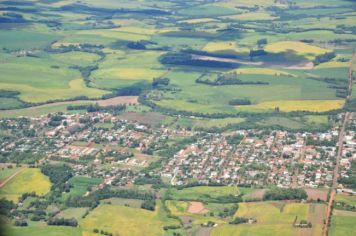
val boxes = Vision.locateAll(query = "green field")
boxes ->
[80,203,179,236]
[330,215,356,236]
[0,168,51,202]
[0,167,21,182]
[335,194,356,207]
[169,186,242,202]
[64,176,103,197]
[212,202,325,236]
[0,0,354,118]
[6,226,82,236]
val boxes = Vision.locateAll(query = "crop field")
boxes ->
[334,194,356,207]
[0,0,354,126]
[211,202,326,236]
[80,203,179,236]
[5,226,82,236]
[169,186,241,202]
[0,167,21,182]
[330,215,356,236]
[264,41,330,59]
[55,207,88,220]
[236,100,345,112]
[64,176,103,197]
[0,168,51,202]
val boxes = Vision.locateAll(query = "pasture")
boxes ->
[211,202,326,236]
[5,226,82,236]
[169,186,240,202]
[0,168,51,202]
[330,215,356,236]
[80,203,179,236]
[65,176,103,197]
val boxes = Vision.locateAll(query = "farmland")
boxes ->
[211,202,326,236]
[0,0,355,235]
[80,203,179,236]
[0,168,51,202]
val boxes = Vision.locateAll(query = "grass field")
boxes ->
[0,55,108,103]
[80,203,179,236]
[212,202,325,236]
[330,215,356,236]
[6,226,82,236]
[169,186,240,202]
[64,176,103,197]
[0,168,51,202]
[101,197,144,208]
[0,167,21,182]
[51,51,101,67]
[55,207,88,220]
[264,41,330,58]
[335,194,356,207]
[236,100,344,112]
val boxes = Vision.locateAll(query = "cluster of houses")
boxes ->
[0,112,355,191]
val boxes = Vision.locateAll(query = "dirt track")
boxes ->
[322,53,355,236]
[0,167,25,188]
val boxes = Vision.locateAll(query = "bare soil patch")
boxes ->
[305,188,328,201]
[249,189,266,200]
[187,201,208,214]
[97,96,138,106]
[118,112,166,125]
[333,209,356,217]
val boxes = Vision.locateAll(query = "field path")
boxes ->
[0,167,26,188]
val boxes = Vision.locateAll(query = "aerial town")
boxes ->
[1,111,355,193]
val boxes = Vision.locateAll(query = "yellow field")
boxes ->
[0,79,108,103]
[232,68,296,77]
[236,100,344,112]
[265,41,331,58]
[179,18,218,24]
[96,68,164,81]
[76,29,150,41]
[80,203,178,236]
[51,51,101,65]
[0,168,51,202]
[315,61,349,68]
[165,200,189,216]
[203,41,249,54]
[225,12,278,21]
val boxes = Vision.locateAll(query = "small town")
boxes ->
[1,111,355,193]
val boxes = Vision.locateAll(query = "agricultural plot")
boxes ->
[0,168,51,202]
[80,203,179,236]
[5,226,82,236]
[330,214,356,236]
[211,202,326,236]
[64,176,103,197]
[169,186,240,202]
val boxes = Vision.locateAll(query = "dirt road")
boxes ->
[322,53,355,236]
[0,167,26,188]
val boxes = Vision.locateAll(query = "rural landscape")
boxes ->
[0,0,355,235]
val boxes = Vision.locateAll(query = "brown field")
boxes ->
[187,201,208,214]
[305,188,328,201]
[96,96,138,106]
[333,210,356,217]
[118,112,166,125]
[295,203,326,236]
[248,189,267,200]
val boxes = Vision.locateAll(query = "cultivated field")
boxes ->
[0,168,51,202]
